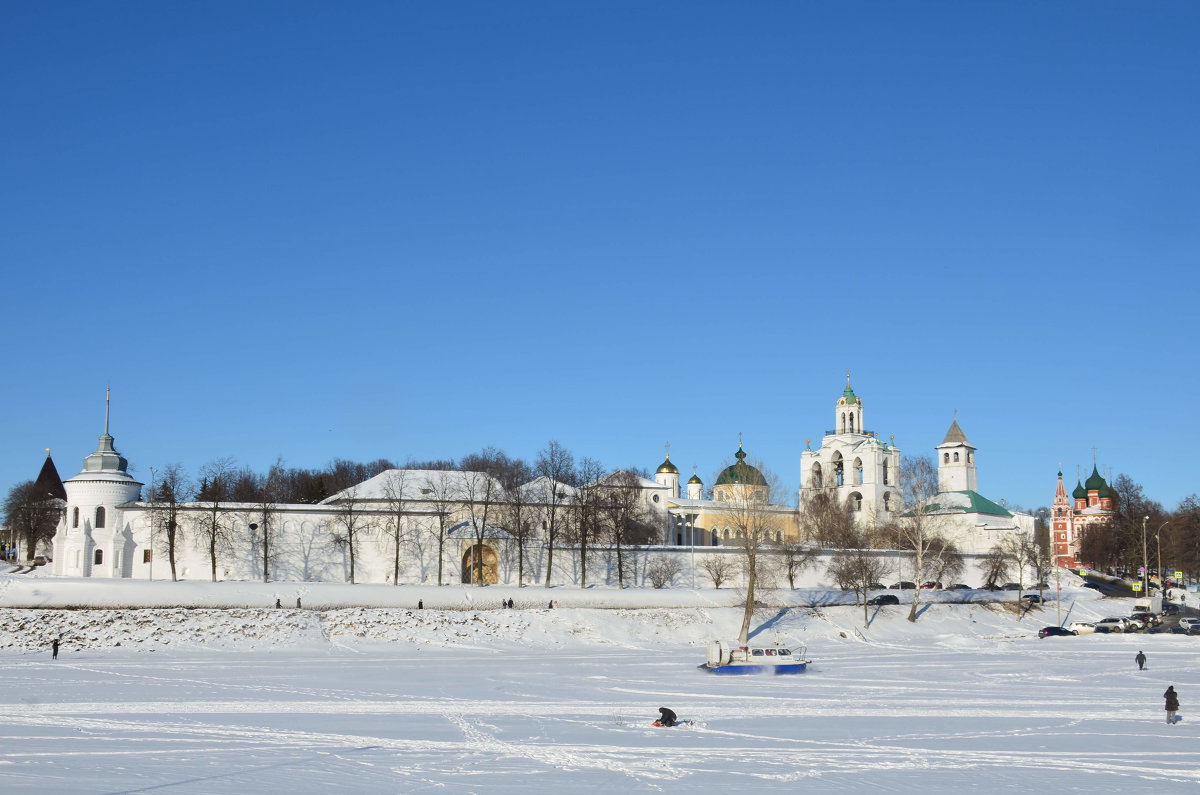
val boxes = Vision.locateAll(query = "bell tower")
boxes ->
[936,413,977,492]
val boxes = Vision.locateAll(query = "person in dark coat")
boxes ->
[1165,686,1180,724]
[296,597,302,609]
[1136,651,1147,671]
[418,599,423,610]
[51,638,59,660]
[275,598,282,609]
[657,707,677,727]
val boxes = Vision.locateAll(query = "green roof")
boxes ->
[1084,465,1106,491]
[715,447,766,487]
[907,490,1012,518]
[1072,480,1087,499]
[840,385,858,405]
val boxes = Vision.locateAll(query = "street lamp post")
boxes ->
[148,466,156,581]
[1156,521,1169,591]
[1142,516,1150,595]
[689,515,696,589]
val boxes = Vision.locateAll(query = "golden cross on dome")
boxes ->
[846,369,851,386]
[665,441,670,458]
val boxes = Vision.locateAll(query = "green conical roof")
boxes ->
[840,384,858,405]
[1084,465,1106,491]
[1072,480,1087,499]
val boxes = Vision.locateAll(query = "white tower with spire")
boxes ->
[53,389,142,578]
[654,442,680,498]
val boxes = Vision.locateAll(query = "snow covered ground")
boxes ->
[2,576,1198,793]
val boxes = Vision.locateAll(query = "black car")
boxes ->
[1038,626,1076,638]
[867,594,900,606]
[1163,603,1180,615]
[1021,594,1043,603]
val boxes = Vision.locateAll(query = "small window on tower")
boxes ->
[953,452,959,462]
[95,507,106,528]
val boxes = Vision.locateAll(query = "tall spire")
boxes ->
[105,385,111,436]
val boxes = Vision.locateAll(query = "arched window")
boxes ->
[883,492,891,511]
[811,463,823,489]
[854,458,863,485]
[95,507,106,528]
[882,461,889,485]
[94,548,103,565]
[840,412,846,433]
[775,531,782,543]
[72,507,79,528]
[849,414,855,433]
[953,452,959,462]
[943,453,950,464]
[968,452,973,463]
[850,492,863,512]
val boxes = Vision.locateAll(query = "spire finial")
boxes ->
[738,431,743,449]
[45,447,51,457]
[846,369,851,386]
[665,440,670,460]
[104,385,111,436]
[1092,446,1097,467]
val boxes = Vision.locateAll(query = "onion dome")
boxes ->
[837,384,859,406]
[1072,480,1087,500]
[1084,465,1106,491]
[715,446,766,487]
[687,471,703,485]
[656,455,679,475]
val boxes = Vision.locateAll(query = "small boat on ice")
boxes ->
[700,639,810,675]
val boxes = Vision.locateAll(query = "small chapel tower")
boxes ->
[936,415,977,492]
[654,444,680,498]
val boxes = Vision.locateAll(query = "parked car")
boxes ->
[1082,582,1102,590]
[867,594,900,606]
[1178,617,1200,632]
[948,583,972,590]
[1095,617,1128,633]
[866,583,888,591]
[889,582,917,590]
[1162,603,1181,615]
[1130,612,1161,627]
[1124,616,1146,631]
[1067,622,1096,634]
[1001,583,1023,591]
[920,581,943,590]
[1021,594,1043,604]
[1039,626,1076,638]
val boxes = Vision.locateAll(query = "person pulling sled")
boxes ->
[655,707,677,727]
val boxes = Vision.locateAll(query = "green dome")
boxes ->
[656,456,679,475]
[715,447,766,487]
[839,385,858,405]
[1084,465,1106,491]
[1072,480,1087,500]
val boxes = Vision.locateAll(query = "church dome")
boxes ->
[715,447,766,487]
[837,384,859,406]
[1072,480,1087,500]
[1084,465,1106,491]
[656,456,679,475]
[687,472,703,485]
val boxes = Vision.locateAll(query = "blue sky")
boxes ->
[3,1,1197,511]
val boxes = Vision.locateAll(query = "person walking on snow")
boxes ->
[1136,651,1147,670]
[51,638,59,660]
[1164,686,1180,724]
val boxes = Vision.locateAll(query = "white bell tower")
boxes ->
[936,413,977,492]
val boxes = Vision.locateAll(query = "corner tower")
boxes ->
[54,389,142,578]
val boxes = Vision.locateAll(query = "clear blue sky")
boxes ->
[3,1,1197,512]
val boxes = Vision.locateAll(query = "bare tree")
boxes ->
[499,459,536,585]
[424,470,462,586]
[194,458,237,582]
[715,454,786,644]
[1001,532,1038,593]
[328,485,373,584]
[380,470,411,585]
[2,481,64,561]
[982,545,1011,589]
[252,458,284,582]
[829,548,892,627]
[571,457,606,587]
[898,455,959,622]
[600,470,651,587]
[700,553,737,588]
[646,554,683,588]
[535,441,575,587]
[460,448,510,586]
[800,490,858,549]
[776,539,819,589]
[150,463,191,581]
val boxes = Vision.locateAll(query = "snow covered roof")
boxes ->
[912,490,1011,517]
[321,469,504,504]
[517,476,578,502]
